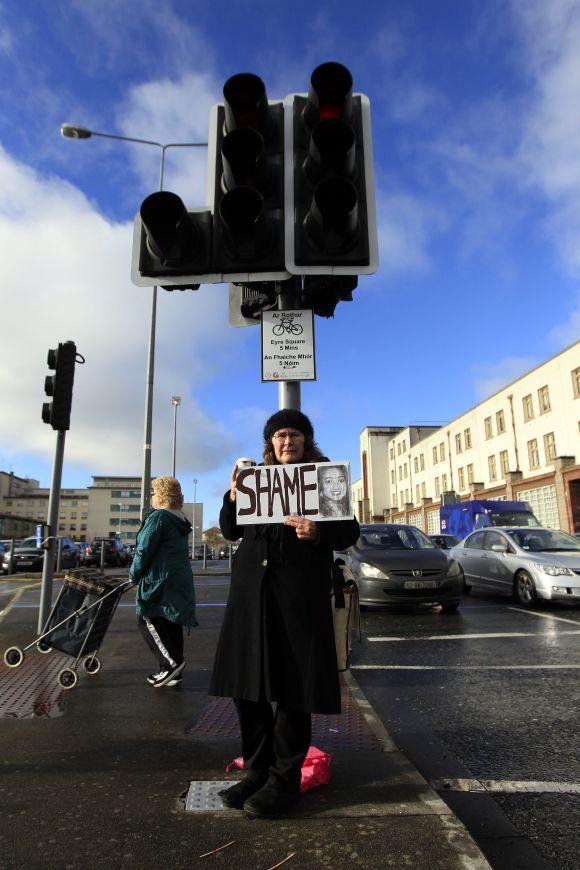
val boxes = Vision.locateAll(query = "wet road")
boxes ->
[351,590,580,869]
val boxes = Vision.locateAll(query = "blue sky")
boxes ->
[1,0,579,526]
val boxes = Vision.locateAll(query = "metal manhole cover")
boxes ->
[185,780,234,812]
[0,653,70,718]
[187,683,380,751]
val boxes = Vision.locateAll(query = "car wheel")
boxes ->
[513,570,537,608]
[441,601,460,613]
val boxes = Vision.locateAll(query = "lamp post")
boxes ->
[192,478,198,560]
[171,395,181,477]
[117,503,123,537]
[60,124,207,520]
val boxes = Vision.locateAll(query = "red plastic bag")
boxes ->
[225,745,331,794]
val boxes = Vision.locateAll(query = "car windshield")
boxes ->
[489,511,538,527]
[505,528,580,552]
[360,527,436,550]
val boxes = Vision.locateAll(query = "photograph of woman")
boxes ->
[210,410,360,818]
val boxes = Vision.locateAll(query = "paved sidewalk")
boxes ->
[0,581,490,869]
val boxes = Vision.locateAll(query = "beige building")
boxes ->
[352,341,580,534]
[0,473,203,545]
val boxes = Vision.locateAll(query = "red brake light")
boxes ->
[319,104,341,120]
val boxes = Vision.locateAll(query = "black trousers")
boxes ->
[234,698,311,793]
[137,615,184,670]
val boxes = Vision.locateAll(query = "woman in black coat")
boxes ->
[210,410,359,819]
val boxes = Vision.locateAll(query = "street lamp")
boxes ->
[171,396,181,477]
[60,123,207,520]
[192,478,198,560]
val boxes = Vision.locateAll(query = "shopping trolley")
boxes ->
[3,569,133,689]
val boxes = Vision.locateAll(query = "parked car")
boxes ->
[1,536,79,574]
[450,527,580,607]
[84,537,128,567]
[346,523,463,611]
[75,541,90,564]
[429,534,460,550]
[218,547,229,559]
[123,544,135,563]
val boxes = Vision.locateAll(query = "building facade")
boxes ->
[0,472,203,545]
[352,341,580,534]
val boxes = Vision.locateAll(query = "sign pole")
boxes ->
[277,279,301,411]
[37,430,66,633]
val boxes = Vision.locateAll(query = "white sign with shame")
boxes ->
[261,309,316,382]
[235,461,352,525]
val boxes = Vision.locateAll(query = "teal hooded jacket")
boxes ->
[130,508,198,627]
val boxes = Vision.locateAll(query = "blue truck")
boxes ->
[440,499,540,540]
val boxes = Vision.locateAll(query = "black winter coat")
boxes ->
[209,491,360,714]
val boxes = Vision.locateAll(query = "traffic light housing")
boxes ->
[302,275,358,318]
[42,341,77,431]
[284,62,378,276]
[131,194,213,290]
[207,72,289,282]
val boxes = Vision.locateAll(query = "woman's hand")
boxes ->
[229,464,238,503]
[284,515,319,542]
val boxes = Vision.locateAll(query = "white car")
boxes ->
[450,526,580,607]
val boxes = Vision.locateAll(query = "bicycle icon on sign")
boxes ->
[272,314,303,336]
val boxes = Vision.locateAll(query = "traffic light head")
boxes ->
[42,341,77,431]
[284,62,378,276]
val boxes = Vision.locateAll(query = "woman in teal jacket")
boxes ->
[130,476,197,688]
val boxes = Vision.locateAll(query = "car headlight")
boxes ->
[446,560,461,577]
[359,562,389,579]
[533,562,574,576]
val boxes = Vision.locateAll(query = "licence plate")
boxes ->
[19,560,34,567]
[403,580,438,589]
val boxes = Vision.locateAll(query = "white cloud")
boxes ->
[472,355,537,401]
[375,188,446,277]
[0,145,240,478]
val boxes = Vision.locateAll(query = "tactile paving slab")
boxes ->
[185,780,234,812]
[187,682,380,751]
[0,653,70,718]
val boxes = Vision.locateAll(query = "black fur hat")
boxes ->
[263,410,314,442]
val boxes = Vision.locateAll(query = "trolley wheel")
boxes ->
[36,641,52,654]
[4,646,24,668]
[82,656,101,674]
[57,668,78,690]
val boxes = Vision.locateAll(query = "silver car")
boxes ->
[450,527,580,607]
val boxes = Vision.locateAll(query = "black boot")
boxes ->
[219,777,266,809]
[243,779,301,819]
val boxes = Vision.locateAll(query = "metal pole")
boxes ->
[37,430,66,633]
[56,538,62,573]
[228,543,232,571]
[192,479,197,561]
[172,402,178,477]
[100,540,106,570]
[203,543,207,569]
[277,280,302,411]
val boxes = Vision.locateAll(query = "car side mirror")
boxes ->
[491,543,508,553]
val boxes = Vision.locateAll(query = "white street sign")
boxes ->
[261,309,316,381]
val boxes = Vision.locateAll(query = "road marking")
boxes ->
[352,664,580,670]
[508,607,580,626]
[431,778,580,794]
[367,630,580,642]
[0,582,41,625]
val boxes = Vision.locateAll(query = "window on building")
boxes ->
[527,438,540,469]
[496,410,506,434]
[400,491,404,506]
[523,394,534,421]
[111,490,140,498]
[403,463,408,479]
[538,385,551,414]
[484,416,493,439]
[544,432,556,462]
[406,489,410,503]
[441,473,447,491]
[572,367,580,399]
[391,469,395,484]
[71,513,77,519]
[392,491,397,507]
[488,455,497,481]
[402,440,407,453]
[70,524,76,531]
[435,477,441,497]
[81,524,87,531]
[440,442,446,461]
[414,457,419,473]
[390,447,394,460]
[500,450,509,476]
[455,433,462,453]
[421,481,426,498]
[397,443,401,455]
[467,463,474,484]
[464,428,472,449]
[416,484,420,503]
[420,454,425,470]
[58,523,65,531]
[433,446,438,464]
[398,466,402,481]
[458,467,465,490]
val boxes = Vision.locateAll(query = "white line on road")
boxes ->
[431,777,580,794]
[367,630,580,642]
[0,582,41,626]
[508,607,580,626]
[352,664,580,670]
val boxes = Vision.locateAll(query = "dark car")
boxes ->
[429,534,461,550]
[346,523,463,611]
[84,537,128,567]
[75,541,90,564]
[1,537,79,574]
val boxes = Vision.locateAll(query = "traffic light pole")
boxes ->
[277,280,302,411]
[37,430,66,633]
